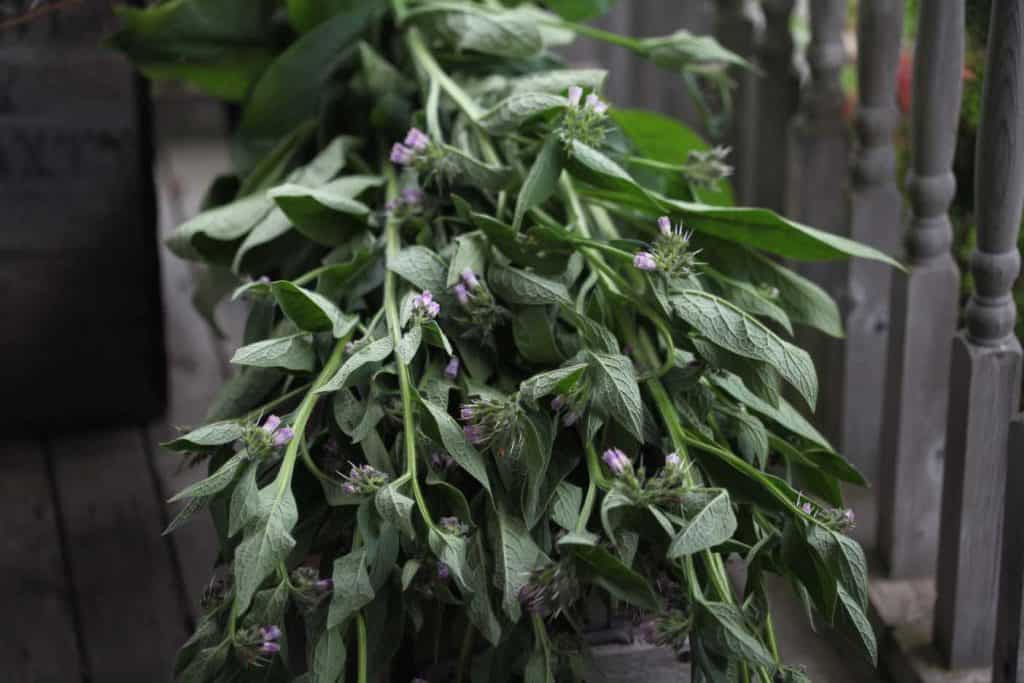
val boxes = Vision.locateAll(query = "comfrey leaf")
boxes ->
[489,264,572,306]
[231,334,316,372]
[585,351,644,441]
[327,549,375,629]
[270,281,357,337]
[479,92,567,135]
[667,489,737,558]
[407,2,543,58]
[317,337,394,393]
[169,452,248,503]
[163,421,245,452]
[232,481,299,612]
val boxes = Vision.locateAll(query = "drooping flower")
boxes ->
[262,414,282,433]
[234,623,283,666]
[463,423,486,445]
[339,463,389,495]
[444,356,460,380]
[404,127,430,151]
[633,251,657,271]
[400,186,424,206]
[658,215,672,236]
[272,427,294,448]
[453,283,470,305]
[801,502,813,514]
[567,85,583,107]
[390,143,414,165]
[461,268,480,289]
[602,448,631,476]
[585,92,608,114]
[413,290,440,319]
[665,452,681,468]
[436,563,450,580]
[260,625,282,642]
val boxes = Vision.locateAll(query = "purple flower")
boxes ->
[256,275,271,284]
[437,563,450,580]
[341,482,356,495]
[431,452,454,469]
[460,405,475,421]
[602,448,630,476]
[262,414,282,433]
[464,424,485,445]
[272,427,294,448]
[461,268,480,289]
[801,502,813,514]
[563,410,579,427]
[385,197,402,213]
[401,187,424,206]
[844,509,856,525]
[658,216,672,236]
[259,642,281,655]
[315,578,334,592]
[260,625,282,642]
[344,341,355,355]
[585,93,608,114]
[567,85,583,107]
[665,452,681,468]
[425,301,440,318]
[413,290,440,318]
[404,127,430,151]
[390,143,414,165]
[453,283,470,305]
[633,251,657,271]
[444,356,460,380]
[550,395,565,411]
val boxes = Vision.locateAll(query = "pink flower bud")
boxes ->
[657,216,672,236]
[567,85,583,107]
[633,251,657,271]
[404,127,430,151]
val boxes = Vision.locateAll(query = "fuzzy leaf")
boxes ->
[489,264,572,306]
[327,549,375,628]
[417,394,492,494]
[168,452,247,503]
[408,3,543,58]
[491,503,544,622]
[231,334,316,372]
[163,421,244,452]
[310,626,346,683]
[479,92,567,135]
[667,489,737,558]
[317,337,394,393]
[514,134,564,231]
[271,281,356,337]
[233,481,299,612]
[388,246,449,293]
[586,351,644,441]
[699,601,776,667]
[375,483,416,541]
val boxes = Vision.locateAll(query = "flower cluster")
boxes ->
[438,515,471,536]
[234,624,281,667]
[241,414,295,459]
[451,268,504,336]
[519,559,579,617]
[602,447,633,477]
[797,494,856,531]
[681,146,733,191]
[460,395,524,458]
[385,185,426,215]
[390,127,432,166]
[549,394,581,427]
[558,85,611,148]
[339,462,389,495]
[638,609,693,652]
[633,215,703,278]
[289,566,334,612]
[412,290,440,320]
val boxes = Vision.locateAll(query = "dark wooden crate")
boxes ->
[0,4,165,432]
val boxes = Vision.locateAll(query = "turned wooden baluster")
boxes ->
[825,0,904,491]
[876,0,963,580]
[936,0,1024,669]
[715,0,763,204]
[752,0,800,213]
[785,0,851,456]
[998,418,1024,682]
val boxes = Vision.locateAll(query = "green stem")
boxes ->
[544,18,641,51]
[384,167,436,530]
[406,28,484,121]
[576,441,606,534]
[242,382,313,421]
[356,612,368,683]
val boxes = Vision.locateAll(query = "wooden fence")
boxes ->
[572,0,1024,680]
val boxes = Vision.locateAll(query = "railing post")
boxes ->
[785,0,852,458]
[715,0,764,205]
[876,0,963,579]
[753,0,800,214]
[936,0,1024,668]
[829,0,904,490]
[996,417,1024,683]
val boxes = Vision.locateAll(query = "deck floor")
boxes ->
[1,123,883,683]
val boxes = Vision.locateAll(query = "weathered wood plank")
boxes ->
[876,0,964,579]
[995,415,1024,683]
[0,439,83,683]
[715,0,763,205]
[935,0,1024,668]
[49,428,190,681]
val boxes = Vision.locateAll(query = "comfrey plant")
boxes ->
[116,1,899,681]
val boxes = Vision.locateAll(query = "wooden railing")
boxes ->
[571,0,1024,679]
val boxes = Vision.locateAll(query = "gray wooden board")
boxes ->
[0,439,83,683]
[48,427,189,681]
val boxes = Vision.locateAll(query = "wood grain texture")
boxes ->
[49,428,190,681]
[752,0,800,213]
[994,416,1024,683]
[0,440,83,683]
[715,0,764,205]
[935,0,1024,668]
[876,0,964,579]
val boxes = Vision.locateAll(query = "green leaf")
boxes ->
[447,233,488,288]
[163,421,244,452]
[838,585,877,664]
[600,487,635,549]
[586,351,644,441]
[667,489,737,558]
[417,394,492,494]
[710,372,831,450]
[228,463,260,537]
[375,483,416,541]
[466,536,503,646]
[407,3,544,58]
[513,307,564,365]
[566,140,656,208]
[233,481,299,612]
[176,643,229,683]
[699,601,776,667]
[637,30,751,72]
[544,0,619,21]
[110,0,276,101]
[429,528,472,592]
[317,337,394,393]
[168,193,272,262]
[671,290,818,409]
[396,325,424,365]
[833,532,869,610]
[310,626,346,683]
[520,363,586,403]
[514,135,564,231]
[491,503,545,622]
[269,175,383,245]
[164,497,209,536]
[558,536,659,611]
[231,334,316,372]
[237,121,321,198]
[508,69,608,96]
[235,6,375,168]
[168,452,247,502]
[271,281,356,337]
[438,145,515,191]
[327,549,375,628]
[479,92,567,135]
[388,246,449,293]
[489,264,572,306]
[551,481,583,531]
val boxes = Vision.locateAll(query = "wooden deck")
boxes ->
[1,116,882,683]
